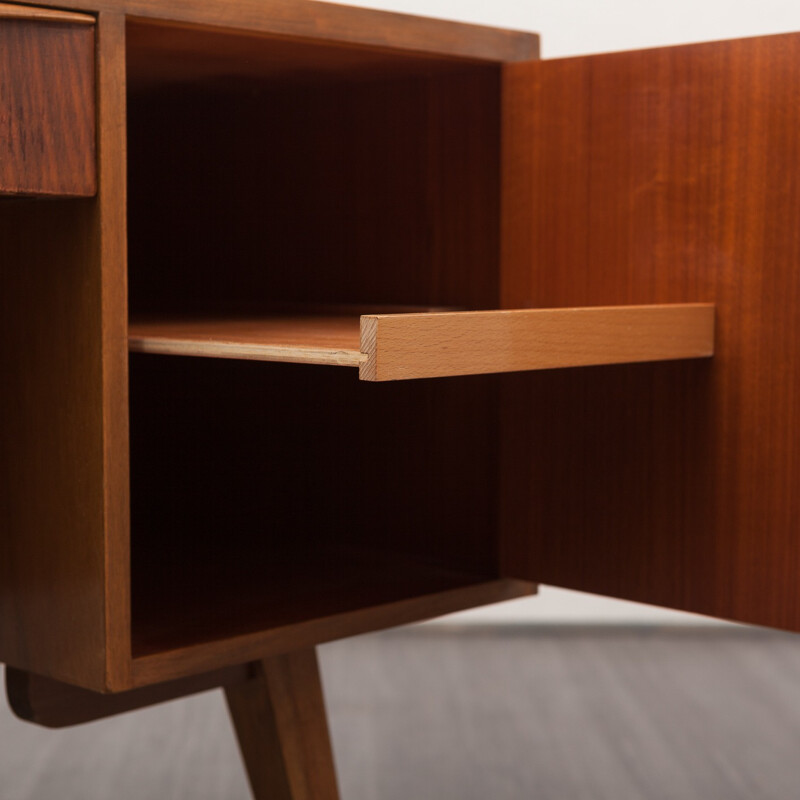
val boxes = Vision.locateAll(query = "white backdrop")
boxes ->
[324,0,800,624]
[325,0,800,58]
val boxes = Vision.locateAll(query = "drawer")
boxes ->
[0,3,95,197]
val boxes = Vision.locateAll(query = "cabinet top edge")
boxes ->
[29,0,539,62]
[0,3,94,23]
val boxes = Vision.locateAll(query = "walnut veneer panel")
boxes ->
[1,0,531,693]
[0,8,96,196]
[500,34,800,630]
[0,13,129,691]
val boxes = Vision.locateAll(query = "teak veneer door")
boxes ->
[499,33,800,631]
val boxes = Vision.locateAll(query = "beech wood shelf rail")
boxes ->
[128,304,715,381]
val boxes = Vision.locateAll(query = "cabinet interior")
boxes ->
[125,19,505,659]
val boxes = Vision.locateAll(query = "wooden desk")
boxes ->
[1,2,798,796]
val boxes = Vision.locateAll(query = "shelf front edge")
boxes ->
[358,304,715,381]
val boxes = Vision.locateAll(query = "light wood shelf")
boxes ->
[129,304,715,381]
[129,315,364,367]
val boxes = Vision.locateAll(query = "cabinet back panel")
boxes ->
[129,356,499,656]
[127,67,500,315]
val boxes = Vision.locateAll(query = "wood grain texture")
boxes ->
[96,10,132,694]
[126,348,519,689]
[0,3,93,23]
[128,305,712,378]
[500,34,800,630]
[131,545,528,666]
[126,18,490,89]
[226,650,340,800]
[0,199,107,689]
[0,12,96,196]
[122,21,510,688]
[130,579,531,688]
[129,316,364,367]
[6,663,250,729]
[359,304,714,381]
[0,12,129,692]
[75,0,537,64]
[1,0,529,695]
[127,68,501,317]
[130,497,530,687]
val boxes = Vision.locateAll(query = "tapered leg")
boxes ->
[225,648,340,800]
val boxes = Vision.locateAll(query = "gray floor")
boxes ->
[3,625,800,799]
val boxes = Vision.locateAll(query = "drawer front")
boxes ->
[0,4,95,197]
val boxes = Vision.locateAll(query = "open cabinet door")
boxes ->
[499,34,800,630]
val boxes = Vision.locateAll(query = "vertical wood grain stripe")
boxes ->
[359,304,714,381]
[97,11,132,691]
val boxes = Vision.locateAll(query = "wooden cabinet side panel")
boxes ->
[97,11,131,692]
[0,199,109,688]
[0,14,130,690]
[500,35,800,630]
